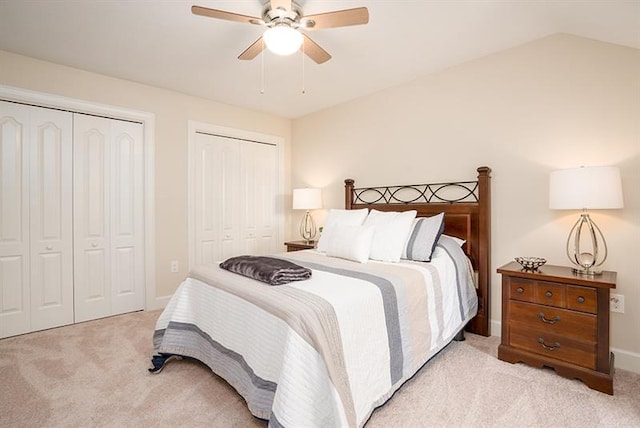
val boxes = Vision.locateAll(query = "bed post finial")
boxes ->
[345,179,355,210]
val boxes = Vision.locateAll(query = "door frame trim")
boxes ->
[0,85,158,311]
[187,120,285,270]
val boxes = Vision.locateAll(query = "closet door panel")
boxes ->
[219,138,240,260]
[0,102,30,338]
[29,107,73,330]
[194,133,220,265]
[194,133,240,264]
[110,120,143,315]
[74,115,111,322]
[240,141,277,256]
[240,142,258,255]
[254,142,277,255]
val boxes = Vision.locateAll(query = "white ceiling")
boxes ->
[0,1,638,119]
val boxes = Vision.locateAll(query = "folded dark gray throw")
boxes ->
[219,255,312,285]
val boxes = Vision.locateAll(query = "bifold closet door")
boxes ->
[194,133,240,265]
[193,133,278,265]
[239,141,277,255]
[73,114,144,323]
[29,106,74,331]
[0,101,73,338]
[0,102,31,337]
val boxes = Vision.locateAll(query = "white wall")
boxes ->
[292,34,640,372]
[0,49,292,300]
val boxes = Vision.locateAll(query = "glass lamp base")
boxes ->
[566,213,608,276]
[299,211,317,242]
[571,267,603,276]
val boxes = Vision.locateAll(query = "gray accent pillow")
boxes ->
[401,213,445,262]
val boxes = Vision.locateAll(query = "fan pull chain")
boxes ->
[260,38,265,94]
[301,40,306,94]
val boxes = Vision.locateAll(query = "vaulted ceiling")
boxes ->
[0,1,638,118]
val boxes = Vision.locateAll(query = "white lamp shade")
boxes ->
[549,166,624,210]
[263,26,303,56]
[293,188,322,210]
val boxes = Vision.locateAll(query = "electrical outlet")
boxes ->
[170,260,179,273]
[610,293,624,313]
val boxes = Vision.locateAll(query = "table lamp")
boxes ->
[292,188,322,242]
[549,166,624,275]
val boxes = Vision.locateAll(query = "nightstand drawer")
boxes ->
[510,325,596,369]
[509,278,567,308]
[509,278,535,302]
[534,281,566,308]
[567,285,597,314]
[509,301,597,342]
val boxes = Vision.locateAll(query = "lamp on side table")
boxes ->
[292,188,322,243]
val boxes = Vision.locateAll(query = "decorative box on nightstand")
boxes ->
[284,240,316,252]
[497,261,616,394]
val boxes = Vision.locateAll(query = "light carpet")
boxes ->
[1,310,638,427]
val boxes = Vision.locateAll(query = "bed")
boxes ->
[151,166,492,427]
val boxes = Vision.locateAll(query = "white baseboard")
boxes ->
[490,319,501,338]
[612,347,640,374]
[489,319,640,375]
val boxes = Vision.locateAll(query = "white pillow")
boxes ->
[326,224,374,263]
[365,209,417,262]
[402,213,445,262]
[316,208,369,253]
[439,234,466,247]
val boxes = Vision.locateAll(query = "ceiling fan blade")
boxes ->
[300,7,369,30]
[191,5,262,25]
[302,34,331,64]
[238,37,266,61]
[270,0,292,12]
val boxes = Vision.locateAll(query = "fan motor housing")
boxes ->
[262,1,302,27]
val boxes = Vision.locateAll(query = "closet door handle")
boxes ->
[92,242,98,247]
[46,245,53,250]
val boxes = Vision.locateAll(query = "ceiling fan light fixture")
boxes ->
[263,25,303,56]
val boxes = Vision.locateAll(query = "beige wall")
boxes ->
[292,34,640,371]
[0,49,292,300]
[2,34,638,372]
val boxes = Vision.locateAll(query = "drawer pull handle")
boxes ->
[577,296,585,304]
[545,291,553,298]
[516,287,524,294]
[538,337,560,351]
[538,312,560,324]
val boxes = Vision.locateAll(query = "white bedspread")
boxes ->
[153,240,477,427]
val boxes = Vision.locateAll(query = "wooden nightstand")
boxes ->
[497,261,616,394]
[284,240,316,252]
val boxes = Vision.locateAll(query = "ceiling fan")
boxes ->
[192,1,369,64]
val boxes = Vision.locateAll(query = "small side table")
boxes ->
[284,240,316,252]
[497,261,616,394]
